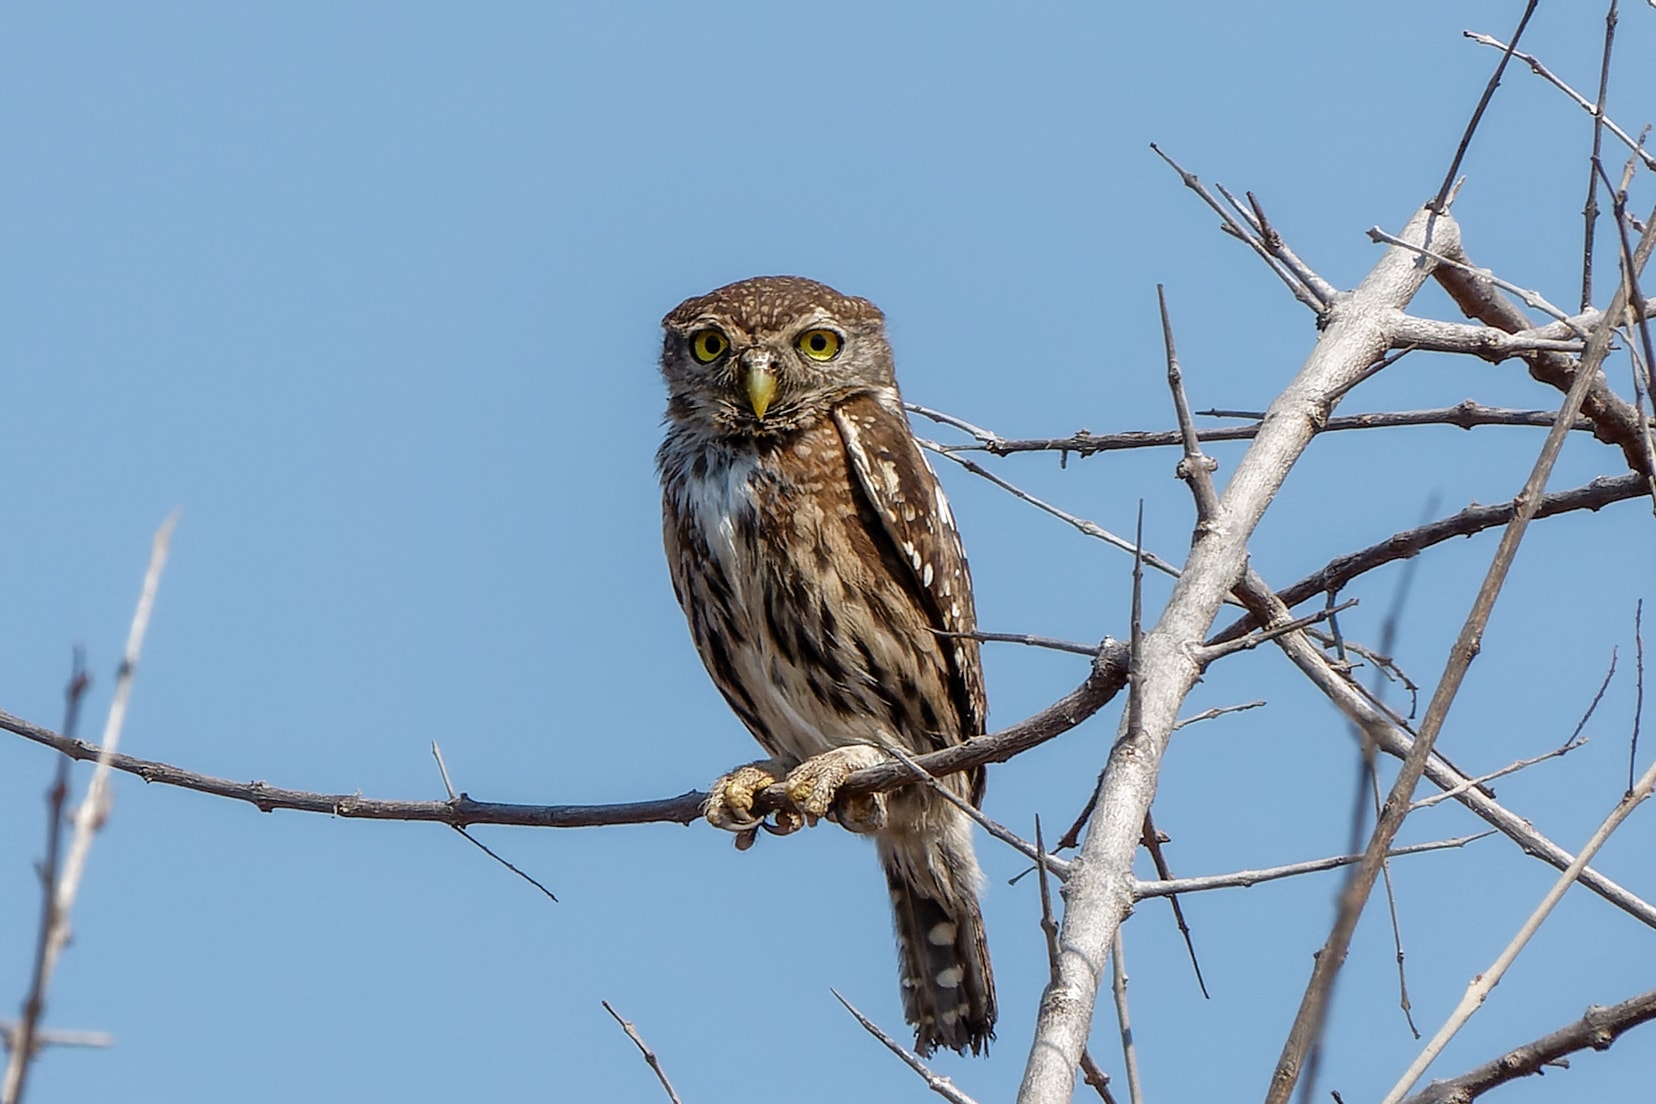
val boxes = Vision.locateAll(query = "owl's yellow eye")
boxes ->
[690,329,729,364]
[797,329,842,361]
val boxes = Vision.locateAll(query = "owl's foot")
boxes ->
[705,761,784,833]
[784,744,890,833]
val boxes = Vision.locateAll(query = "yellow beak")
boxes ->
[744,366,777,420]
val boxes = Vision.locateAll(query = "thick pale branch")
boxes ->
[1016,205,1459,1104]
[1265,211,1653,1100]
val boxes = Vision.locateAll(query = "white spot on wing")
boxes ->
[935,966,964,989]
[922,562,934,587]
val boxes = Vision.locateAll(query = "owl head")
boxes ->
[660,275,897,438]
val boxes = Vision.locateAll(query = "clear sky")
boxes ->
[3,3,1654,1101]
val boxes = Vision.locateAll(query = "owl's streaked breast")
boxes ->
[660,418,958,767]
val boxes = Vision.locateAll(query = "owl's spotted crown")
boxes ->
[662,275,883,333]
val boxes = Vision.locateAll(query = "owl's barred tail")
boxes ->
[879,812,996,1056]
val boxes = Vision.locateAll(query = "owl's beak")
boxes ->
[743,365,778,420]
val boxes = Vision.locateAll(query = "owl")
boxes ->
[656,276,995,1056]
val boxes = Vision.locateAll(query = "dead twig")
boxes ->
[601,1001,684,1104]
[832,990,983,1104]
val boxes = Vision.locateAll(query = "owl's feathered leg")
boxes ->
[881,799,996,1056]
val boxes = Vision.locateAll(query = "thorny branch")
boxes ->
[1400,988,1656,1104]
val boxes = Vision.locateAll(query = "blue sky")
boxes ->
[3,2,1654,1101]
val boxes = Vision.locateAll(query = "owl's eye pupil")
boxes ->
[809,335,825,351]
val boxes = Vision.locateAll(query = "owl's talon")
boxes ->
[834,790,888,834]
[764,808,806,836]
[734,827,760,851]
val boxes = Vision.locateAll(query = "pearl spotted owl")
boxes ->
[657,276,995,1056]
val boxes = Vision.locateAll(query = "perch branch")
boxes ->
[1,643,1131,832]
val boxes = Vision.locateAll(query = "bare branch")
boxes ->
[1370,226,1578,327]
[601,1001,684,1104]
[1384,739,1656,1101]
[920,441,1189,580]
[1109,930,1142,1104]
[1,643,1132,834]
[1210,472,1652,647]
[1433,1,1540,211]
[1435,246,1656,479]
[1400,989,1656,1104]
[1579,1,1620,310]
[1150,144,1328,312]
[1139,811,1208,998]
[937,401,1646,459]
[1133,833,1490,899]
[4,514,176,1104]
[1464,25,1655,173]
[1172,700,1266,730]
[833,990,984,1104]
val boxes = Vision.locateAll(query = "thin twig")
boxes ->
[1370,226,1578,328]
[2,657,89,1100]
[3,515,176,1104]
[1110,929,1142,1104]
[1596,156,1656,507]
[431,741,458,799]
[1409,737,1590,812]
[1400,988,1656,1104]
[433,740,559,901]
[1208,472,1652,647]
[950,630,1101,657]
[939,402,1635,458]
[1433,1,1540,211]
[879,740,1053,873]
[1632,601,1646,797]
[920,440,1189,580]
[1383,740,1656,1101]
[601,1001,684,1104]
[1139,810,1208,999]
[832,990,983,1104]
[1173,700,1267,731]
[1195,601,1357,665]
[1579,1,1619,310]
[1134,834,1490,899]
[1150,144,1327,312]
[1465,24,1655,173]
[1078,1052,1120,1104]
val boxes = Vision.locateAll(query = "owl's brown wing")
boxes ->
[832,393,987,796]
